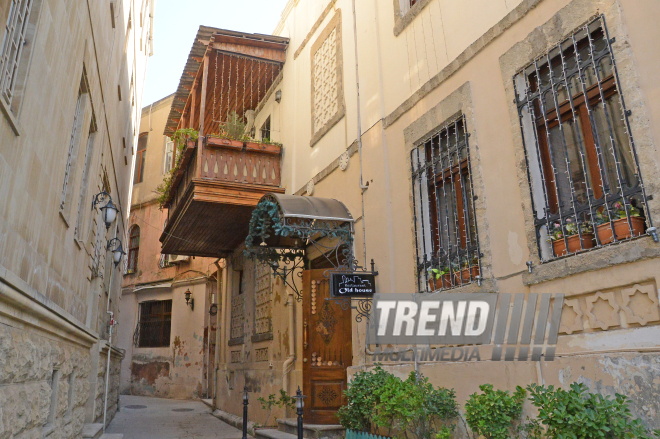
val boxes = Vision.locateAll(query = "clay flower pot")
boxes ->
[429,274,452,291]
[596,216,646,244]
[552,233,594,257]
[456,266,480,283]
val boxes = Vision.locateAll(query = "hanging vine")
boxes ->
[155,128,199,209]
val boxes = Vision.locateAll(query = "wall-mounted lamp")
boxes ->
[275,89,282,103]
[184,289,194,310]
[92,191,119,230]
[106,238,126,268]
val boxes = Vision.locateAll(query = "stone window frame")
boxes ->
[0,0,44,135]
[392,0,433,37]
[404,82,495,294]
[499,0,660,286]
[310,10,345,148]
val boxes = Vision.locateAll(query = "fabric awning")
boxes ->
[245,193,354,251]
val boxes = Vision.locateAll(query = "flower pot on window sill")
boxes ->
[456,266,480,283]
[552,233,594,257]
[596,217,645,244]
[429,274,452,291]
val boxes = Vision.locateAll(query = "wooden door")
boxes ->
[302,270,352,424]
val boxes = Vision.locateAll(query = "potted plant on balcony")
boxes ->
[548,219,594,257]
[428,265,451,291]
[595,201,646,244]
[457,255,480,283]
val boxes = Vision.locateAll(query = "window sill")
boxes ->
[228,337,244,346]
[393,0,433,36]
[0,97,22,136]
[523,235,660,286]
[251,333,273,343]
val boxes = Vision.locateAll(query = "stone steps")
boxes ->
[256,428,298,439]
[100,435,124,439]
[82,423,104,439]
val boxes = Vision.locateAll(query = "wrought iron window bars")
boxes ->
[412,115,482,293]
[515,16,656,262]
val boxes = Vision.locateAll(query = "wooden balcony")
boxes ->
[160,136,284,257]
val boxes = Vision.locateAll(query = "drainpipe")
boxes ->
[213,259,224,404]
[351,0,368,267]
[103,311,115,432]
[282,290,296,395]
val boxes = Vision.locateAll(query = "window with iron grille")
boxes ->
[515,17,653,262]
[0,0,33,111]
[127,225,140,274]
[136,300,172,348]
[163,137,174,174]
[60,75,89,215]
[411,115,481,292]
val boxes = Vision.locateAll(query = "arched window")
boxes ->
[127,225,140,274]
[133,133,148,183]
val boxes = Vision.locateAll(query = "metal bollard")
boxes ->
[242,386,249,439]
[294,387,305,439]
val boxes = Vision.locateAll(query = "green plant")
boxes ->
[527,382,656,439]
[338,367,458,439]
[337,366,393,433]
[464,384,526,439]
[222,111,247,139]
[155,128,198,208]
[429,266,450,280]
[547,219,593,242]
[257,390,295,427]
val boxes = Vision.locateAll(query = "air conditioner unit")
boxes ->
[168,254,190,264]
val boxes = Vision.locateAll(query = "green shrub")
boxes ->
[527,382,657,439]
[257,390,295,427]
[338,366,458,439]
[464,384,526,439]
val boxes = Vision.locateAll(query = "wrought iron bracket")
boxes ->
[326,297,372,323]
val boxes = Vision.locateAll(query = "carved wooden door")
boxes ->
[302,269,352,424]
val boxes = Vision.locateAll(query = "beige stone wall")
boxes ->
[0,322,92,437]
[210,0,660,430]
[117,93,218,401]
[0,0,152,435]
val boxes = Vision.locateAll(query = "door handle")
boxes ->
[303,319,309,349]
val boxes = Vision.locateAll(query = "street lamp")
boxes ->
[294,387,305,439]
[92,191,120,230]
[106,238,126,268]
[184,289,194,310]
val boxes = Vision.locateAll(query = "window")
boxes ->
[133,132,148,183]
[260,116,271,141]
[74,118,97,240]
[127,225,140,274]
[0,0,42,122]
[136,300,172,347]
[516,17,651,261]
[60,73,89,216]
[163,137,174,174]
[411,115,480,292]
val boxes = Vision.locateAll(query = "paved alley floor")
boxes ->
[107,395,244,439]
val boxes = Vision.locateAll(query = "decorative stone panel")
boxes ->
[254,262,272,335]
[230,351,242,364]
[558,282,660,335]
[254,348,269,362]
[310,10,344,147]
[230,266,246,341]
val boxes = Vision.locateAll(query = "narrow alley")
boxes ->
[106,396,244,439]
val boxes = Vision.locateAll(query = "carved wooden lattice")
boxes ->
[254,262,273,335]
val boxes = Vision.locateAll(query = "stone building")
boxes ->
[0,0,154,436]
[160,0,660,431]
[117,94,219,401]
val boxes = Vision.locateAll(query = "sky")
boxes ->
[142,0,291,106]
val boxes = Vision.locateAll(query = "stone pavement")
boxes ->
[106,395,245,439]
